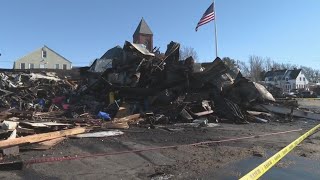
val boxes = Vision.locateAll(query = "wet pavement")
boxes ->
[214,152,320,180]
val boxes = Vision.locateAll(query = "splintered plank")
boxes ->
[0,127,86,149]
[113,114,141,123]
[103,122,129,129]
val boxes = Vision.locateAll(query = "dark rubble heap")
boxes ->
[1,40,316,167]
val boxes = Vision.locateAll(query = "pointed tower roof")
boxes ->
[133,18,153,36]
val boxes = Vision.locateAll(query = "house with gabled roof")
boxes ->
[13,45,72,70]
[264,68,309,92]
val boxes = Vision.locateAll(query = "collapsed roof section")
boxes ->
[89,41,155,73]
[123,41,155,57]
[100,46,123,60]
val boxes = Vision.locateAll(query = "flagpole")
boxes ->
[213,0,218,58]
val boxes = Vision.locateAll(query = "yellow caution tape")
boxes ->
[240,123,320,180]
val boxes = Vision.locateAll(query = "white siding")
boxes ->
[295,72,309,90]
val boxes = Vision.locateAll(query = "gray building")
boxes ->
[13,45,72,70]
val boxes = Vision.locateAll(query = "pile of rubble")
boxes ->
[0,72,74,113]
[77,41,277,124]
[1,41,320,168]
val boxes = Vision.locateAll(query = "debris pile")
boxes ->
[0,72,75,113]
[1,40,320,168]
[78,41,276,125]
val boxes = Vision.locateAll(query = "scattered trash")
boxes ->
[97,111,111,121]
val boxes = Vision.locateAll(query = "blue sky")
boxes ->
[0,0,319,68]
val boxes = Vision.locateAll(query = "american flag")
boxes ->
[195,3,215,31]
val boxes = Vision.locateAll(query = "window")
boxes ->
[29,63,34,69]
[286,85,291,90]
[42,50,47,58]
[20,63,25,69]
[285,78,289,81]
[55,64,60,69]
[300,77,302,81]
[63,64,67,70]
[303,77,305,81]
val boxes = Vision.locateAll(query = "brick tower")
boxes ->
[133,18,153,51]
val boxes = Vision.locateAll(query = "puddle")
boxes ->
[213,152,320,180]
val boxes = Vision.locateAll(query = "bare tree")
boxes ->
[222,57,237,69]
[249,56,264,82]
[280,63,296,70]
[179,46,198,61]
[272,62,282,70]
[264,57,273,71]
[238,61,250,77]
[220,55,320,83]
[300,66,320,83]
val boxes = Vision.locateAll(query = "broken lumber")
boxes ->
[247,115,268,123]
[114,106,129,118]
[103,122,129,129]
[2,130,19,156]
[0,127,86,149]
[254,104,320,120]
[193,110,214,117]
[113,114,141,123]
[247,111,272,117]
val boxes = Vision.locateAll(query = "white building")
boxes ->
[264,68,309,93]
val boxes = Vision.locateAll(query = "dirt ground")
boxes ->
[1,99,320,179]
